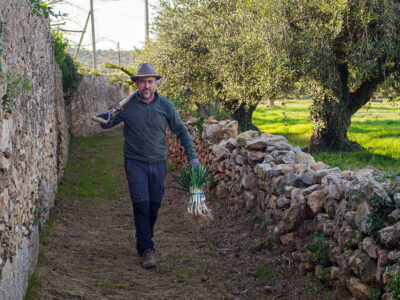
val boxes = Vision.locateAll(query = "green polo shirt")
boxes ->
[102,92,197,163]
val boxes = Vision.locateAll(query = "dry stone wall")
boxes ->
[0,1,128,298]
[0,1,68,299]
[167,118,400,300]
[68,73,126,137]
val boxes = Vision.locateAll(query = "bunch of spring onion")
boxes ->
[172,164,213,220]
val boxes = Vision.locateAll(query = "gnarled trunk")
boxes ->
[308,94,361,152]
[233,102,258,132]
[308,63,382,152]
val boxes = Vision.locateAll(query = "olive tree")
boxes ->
[209,0,295,130]
[138,0,288,130]
[136,0,218,116]
[255,0,400,151]
[203,1,279,130]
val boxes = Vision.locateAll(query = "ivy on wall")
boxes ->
[30,0,52,18]
[52,30,83,104]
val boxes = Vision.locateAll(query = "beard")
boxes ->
[140,88,154,99]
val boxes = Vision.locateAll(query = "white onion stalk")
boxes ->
[171,164,213,221]
[188,187,210,216]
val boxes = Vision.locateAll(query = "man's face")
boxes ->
[136,76,157,100]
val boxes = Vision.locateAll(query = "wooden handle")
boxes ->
[91,90,137,124]
[119,90,138,107]
[92,116,108,124]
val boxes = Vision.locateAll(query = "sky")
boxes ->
[51,0,158,51]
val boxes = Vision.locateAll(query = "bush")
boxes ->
[52,30,82,104]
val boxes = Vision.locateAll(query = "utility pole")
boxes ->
[145,0,149,42]
[90,0,97,69]
[74,11,91,59]
[117,42,121,65]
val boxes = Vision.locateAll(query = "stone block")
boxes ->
[362,236,378,259]
[324,199,338,218]
[275,203,307,235]
[284,185,295,198]
[344,211,356,226]
[383,264,399,285]
[276,195,290,209]
[310,161,328,171]
[280,232,295,246]
[274,141,293,151]
[379,222,400,249]
[302,184,323,197]
[267,195,278,209]
[246,133,287,150]
[388,250,400,263]
[202,120,238,143]
[355,200,372,234]
[242,173,256,191]
[349,249,377,283]
[290,188,304,206]
[307,190,325,214]
[255,163,273,179]
[314,167,341,183]
[295,150,315,166]
[376,249,389,283]
[346,277,370,300]
[244,191,256,212]
[388,209,400,222]
[247,150,265,163]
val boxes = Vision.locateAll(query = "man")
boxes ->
[101,63,199,268]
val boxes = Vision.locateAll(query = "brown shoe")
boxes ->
[142,249,157,269]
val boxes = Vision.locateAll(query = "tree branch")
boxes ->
[288,16,310,31]
[348,56,400,115]
[348,76,382,116]
[290,16,310,25]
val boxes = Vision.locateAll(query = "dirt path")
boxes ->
[31,130,330,300]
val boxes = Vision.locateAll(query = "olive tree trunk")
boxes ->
[233,102,258,132]
[195,102,213,117]
[308,63,382,152]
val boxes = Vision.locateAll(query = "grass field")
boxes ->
[253,100,400,173]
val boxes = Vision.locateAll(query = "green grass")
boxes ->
[177,269,194,280]
[61,130,125,199]
[24,217,55,300]
[300,278,332,299]
[256,262,280,285]
[23,272,42,300]
[24,130,125,300]
[253,100,400,173]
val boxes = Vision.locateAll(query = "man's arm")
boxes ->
[167,103,197,162]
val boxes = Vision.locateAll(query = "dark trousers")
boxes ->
[124,158,166,255]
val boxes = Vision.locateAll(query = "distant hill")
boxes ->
[67,48,136,75]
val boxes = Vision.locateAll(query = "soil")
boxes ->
[32,132,331,300]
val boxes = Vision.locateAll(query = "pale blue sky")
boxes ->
[52,0,158,51]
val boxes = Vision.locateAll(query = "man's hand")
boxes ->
[108,103,123,112]
[189,158,199,170]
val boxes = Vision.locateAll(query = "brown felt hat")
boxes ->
[130,63,162,81]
